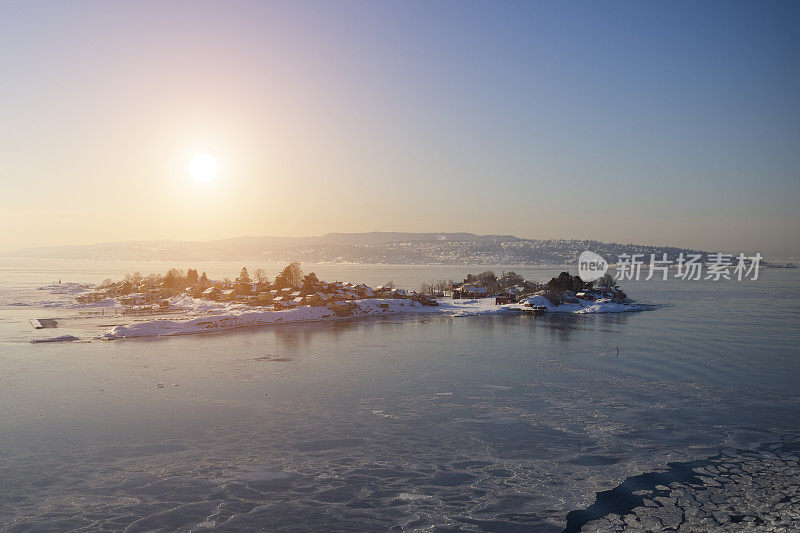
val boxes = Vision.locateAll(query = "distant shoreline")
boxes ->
[0,257,577,268]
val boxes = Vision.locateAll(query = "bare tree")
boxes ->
[433,280,449,293]
[253,268,269,284]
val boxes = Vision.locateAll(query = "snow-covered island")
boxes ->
[41,264,641,339]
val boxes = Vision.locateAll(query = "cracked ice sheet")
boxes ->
[3,300,799,531]
[567,437,800,532]
[4,365,794,532]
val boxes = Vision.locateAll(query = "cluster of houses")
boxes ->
[444,281,624,306]
[198,280,433,310]
[77,268,625,314]
[443,281,533,305]
[575,288,613,301]
[79,274,439,312]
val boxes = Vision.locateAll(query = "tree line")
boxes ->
[419,270,528,295]
[93,262,323,297]
[417,269,626,304]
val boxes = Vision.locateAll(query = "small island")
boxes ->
[36,263,639,339]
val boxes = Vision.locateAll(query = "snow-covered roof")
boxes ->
[462,286,487,294]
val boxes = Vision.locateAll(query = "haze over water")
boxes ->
[1,260,798,530]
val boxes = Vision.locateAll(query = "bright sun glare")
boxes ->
[189,154,218,183]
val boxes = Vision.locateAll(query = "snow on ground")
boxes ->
[38,283,94,294]
[519,295,641,314]
[29,283,116,309]
[439,296,641,316]
[103,298,428,339]
[436,298,521,316]
[101,296,643,339]
[34,296,120,309]
[81,298,120,308]
[169,295,229,313]
[30,335,80,344]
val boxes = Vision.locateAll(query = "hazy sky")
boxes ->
[1,1,798,255]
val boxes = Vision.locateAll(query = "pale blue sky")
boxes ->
[1,1,798,255]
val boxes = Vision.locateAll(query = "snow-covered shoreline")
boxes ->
[102,298,428,338]
[101,296,643,339]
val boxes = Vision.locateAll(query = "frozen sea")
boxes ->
[0,259,799,531]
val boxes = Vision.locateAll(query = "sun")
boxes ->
[189,154,218,183]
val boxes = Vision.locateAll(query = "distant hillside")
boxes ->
[315,232,520,246]
[0,232,708,264]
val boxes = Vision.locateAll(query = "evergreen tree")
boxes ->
[596,273,617,291]
[300,272,319,295]
[237,267,251,285]
[253,268,268,284]
[163,268,184,289]
[500,271,524,288]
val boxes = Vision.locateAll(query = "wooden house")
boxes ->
[256,292,273,305]
[304,292,330,306]
[273,296,298,310]
[221,289,236,301]
[453,286,487,299]
[202,287,220,299]
[495,293,512,305]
